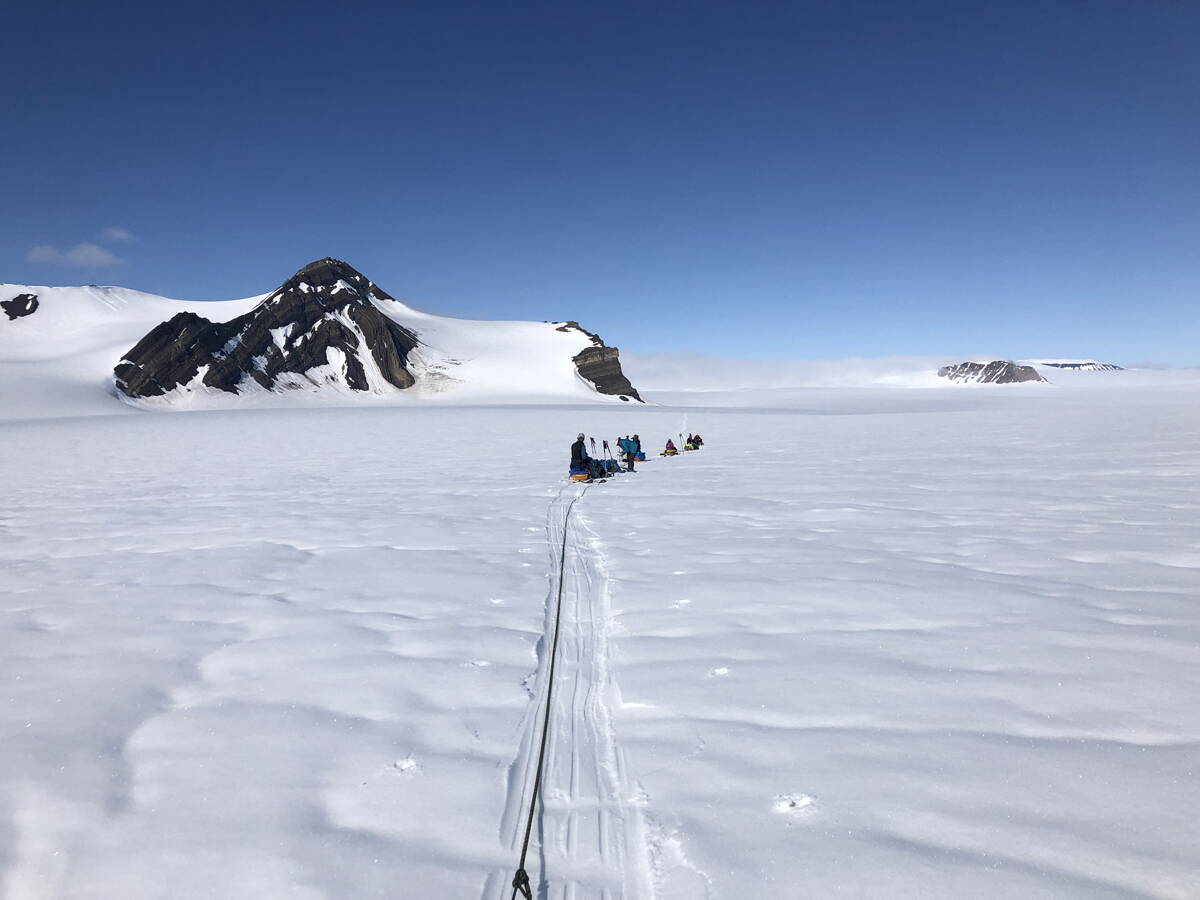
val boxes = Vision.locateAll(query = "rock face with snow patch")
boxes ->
[556,321,642,402]
[1038,361,1124,371]
[937,360,1046,384]
[2,293,39,320]
[573,346,642,401]
[115,259,418,398]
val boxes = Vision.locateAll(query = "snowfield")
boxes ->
[2,352,1199,897]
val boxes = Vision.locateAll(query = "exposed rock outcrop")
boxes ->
[115,259,418,398]
[937,360,1046,384]
[557,321,642,401]
[573,346,642,401]
[2,293,39,320]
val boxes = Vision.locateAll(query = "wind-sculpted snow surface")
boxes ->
[482,487,659,899]
[1,385,1199,897]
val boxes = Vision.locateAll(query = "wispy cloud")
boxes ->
[26,243,125,267]
[101,226,135,242]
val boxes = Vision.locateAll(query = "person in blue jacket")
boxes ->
[618,435,637,472]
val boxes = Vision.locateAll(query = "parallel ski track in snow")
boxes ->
[484,485,655,900]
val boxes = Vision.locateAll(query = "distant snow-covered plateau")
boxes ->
[2,272,1199,898]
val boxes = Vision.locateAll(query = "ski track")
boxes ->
[484,486,656,900]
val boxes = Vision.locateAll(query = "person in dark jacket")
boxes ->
[570,433,587,471]
[570,433,605,480]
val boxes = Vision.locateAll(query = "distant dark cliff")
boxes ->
[558,321,642,402]
[937,361,1046,384]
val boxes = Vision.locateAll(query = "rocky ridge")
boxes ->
[113,259,642,403]
[115,259,419,398]
[938,360,1047,384]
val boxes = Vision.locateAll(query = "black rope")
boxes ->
[510,487,587,899]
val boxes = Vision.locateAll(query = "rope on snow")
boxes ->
[510,486,588,899]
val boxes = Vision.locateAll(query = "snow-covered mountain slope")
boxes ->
[0,260,640,416]
[0,283,263,364]
[0,283,266,419]
[1023,358,1124,372]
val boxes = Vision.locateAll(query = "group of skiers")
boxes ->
[569,431,704,481]
[663,433,704,456]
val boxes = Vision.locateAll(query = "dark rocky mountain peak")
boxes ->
[261,257,400,312]
[273,257,375,298]
[2,293,39,320]
[938,360,1046,384]
[115,259,418,399]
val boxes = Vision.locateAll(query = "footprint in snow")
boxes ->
[394,756,420,775]
[772,793,816,818]
[468,659,492,668]
[708,667,730,677]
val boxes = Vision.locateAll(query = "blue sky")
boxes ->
[3,1,1197,363]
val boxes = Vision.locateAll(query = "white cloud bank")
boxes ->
[621,352,964,391]
[26,243,124,267]
[621,351,1200,396]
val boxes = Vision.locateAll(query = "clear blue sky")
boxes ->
[3,1,1197,363]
